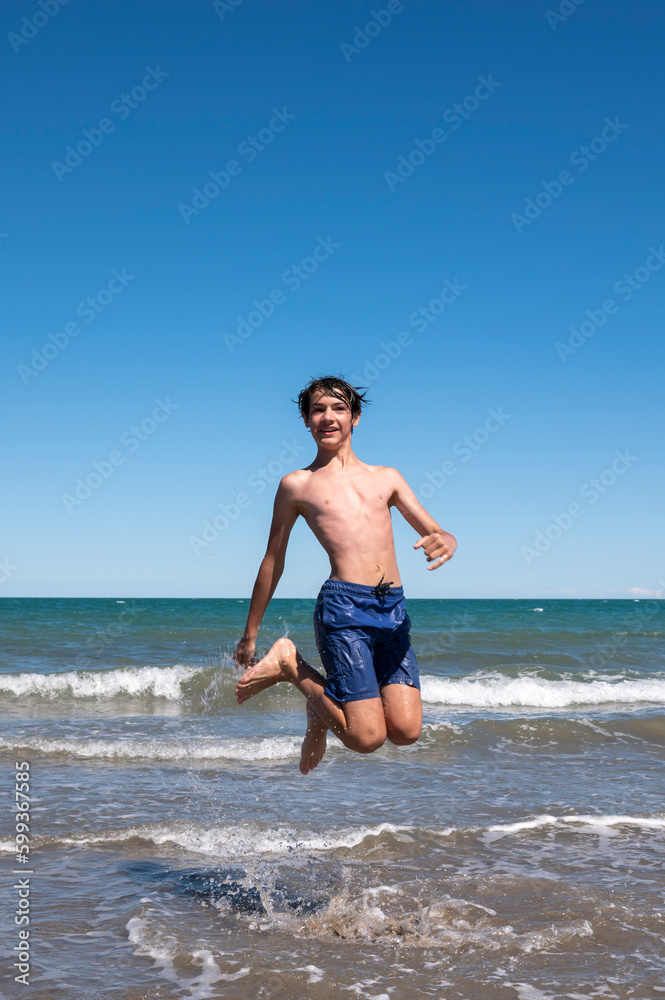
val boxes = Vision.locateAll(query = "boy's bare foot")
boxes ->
[299,700,328,775]
[235,637,298,704]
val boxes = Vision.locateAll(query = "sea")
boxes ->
[1,597,664,1000]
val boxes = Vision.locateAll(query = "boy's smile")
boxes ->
[305,390,359,445]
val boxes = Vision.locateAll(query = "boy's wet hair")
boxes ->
[295,375,370,422]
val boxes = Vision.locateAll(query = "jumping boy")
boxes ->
[234,375,457,775]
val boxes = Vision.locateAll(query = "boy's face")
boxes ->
[304,391,359,446]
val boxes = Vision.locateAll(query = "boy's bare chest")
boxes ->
[296,470,391,521]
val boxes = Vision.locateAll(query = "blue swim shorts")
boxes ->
[313,578,420,704]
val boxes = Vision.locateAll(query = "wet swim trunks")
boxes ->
[313,578,420,703]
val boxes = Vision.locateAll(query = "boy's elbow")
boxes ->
[262,552,285,575]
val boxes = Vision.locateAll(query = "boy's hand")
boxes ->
[234,636,257,669]
[414,531,457,570]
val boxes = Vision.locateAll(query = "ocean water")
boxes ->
[0,597,664,1000]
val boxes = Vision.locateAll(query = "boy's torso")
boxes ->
[288,460,402,587]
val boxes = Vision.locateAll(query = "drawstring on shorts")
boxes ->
[372,574,394,600]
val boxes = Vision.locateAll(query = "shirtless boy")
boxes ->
[234,375,457,775]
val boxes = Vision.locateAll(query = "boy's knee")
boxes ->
[346,725,386,754]
[387,732,419,746]
[386,722,421,746]
[354,733,386,754]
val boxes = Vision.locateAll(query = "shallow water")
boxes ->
[1,598,663,999]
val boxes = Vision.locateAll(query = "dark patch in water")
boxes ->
[123,860,327,914]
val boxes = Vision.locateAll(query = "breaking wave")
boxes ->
[420,673,665,709]
[0,734,301,762]
[0,663,207,700]
[17,813,663,859]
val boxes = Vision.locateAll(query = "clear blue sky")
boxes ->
[2,0,663,598]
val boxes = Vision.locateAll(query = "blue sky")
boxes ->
[2,0,663,598]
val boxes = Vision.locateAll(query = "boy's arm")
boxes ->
[234,476,300,666]
[388,468,457,570]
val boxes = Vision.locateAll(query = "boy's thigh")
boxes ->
[379,683,422,743]
[342,696,388,746]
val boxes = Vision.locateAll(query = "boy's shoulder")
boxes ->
[362,463,402,483]
[369,463,404,482]
[277,467,310,495]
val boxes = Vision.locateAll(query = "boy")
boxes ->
[234,375,457,775]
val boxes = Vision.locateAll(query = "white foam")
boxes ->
[126,913,250,998]
[0,664,204,700]
[302,889,593,953]
[36,811,665,860]
[48,820,434,858]
[506,984,558,1000]
[126,915,178,984]
[0,735,300,762]
[296,965,324,984]
[422,721,465,736]
[483,813,665,843]
[420,673,665,709]
[561,813,665,830]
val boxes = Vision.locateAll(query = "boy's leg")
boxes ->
[235,637,387,754]
[379,683,422,745]
[299,678,421,770]
[299,700,328,775]
[374,599,422,745]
